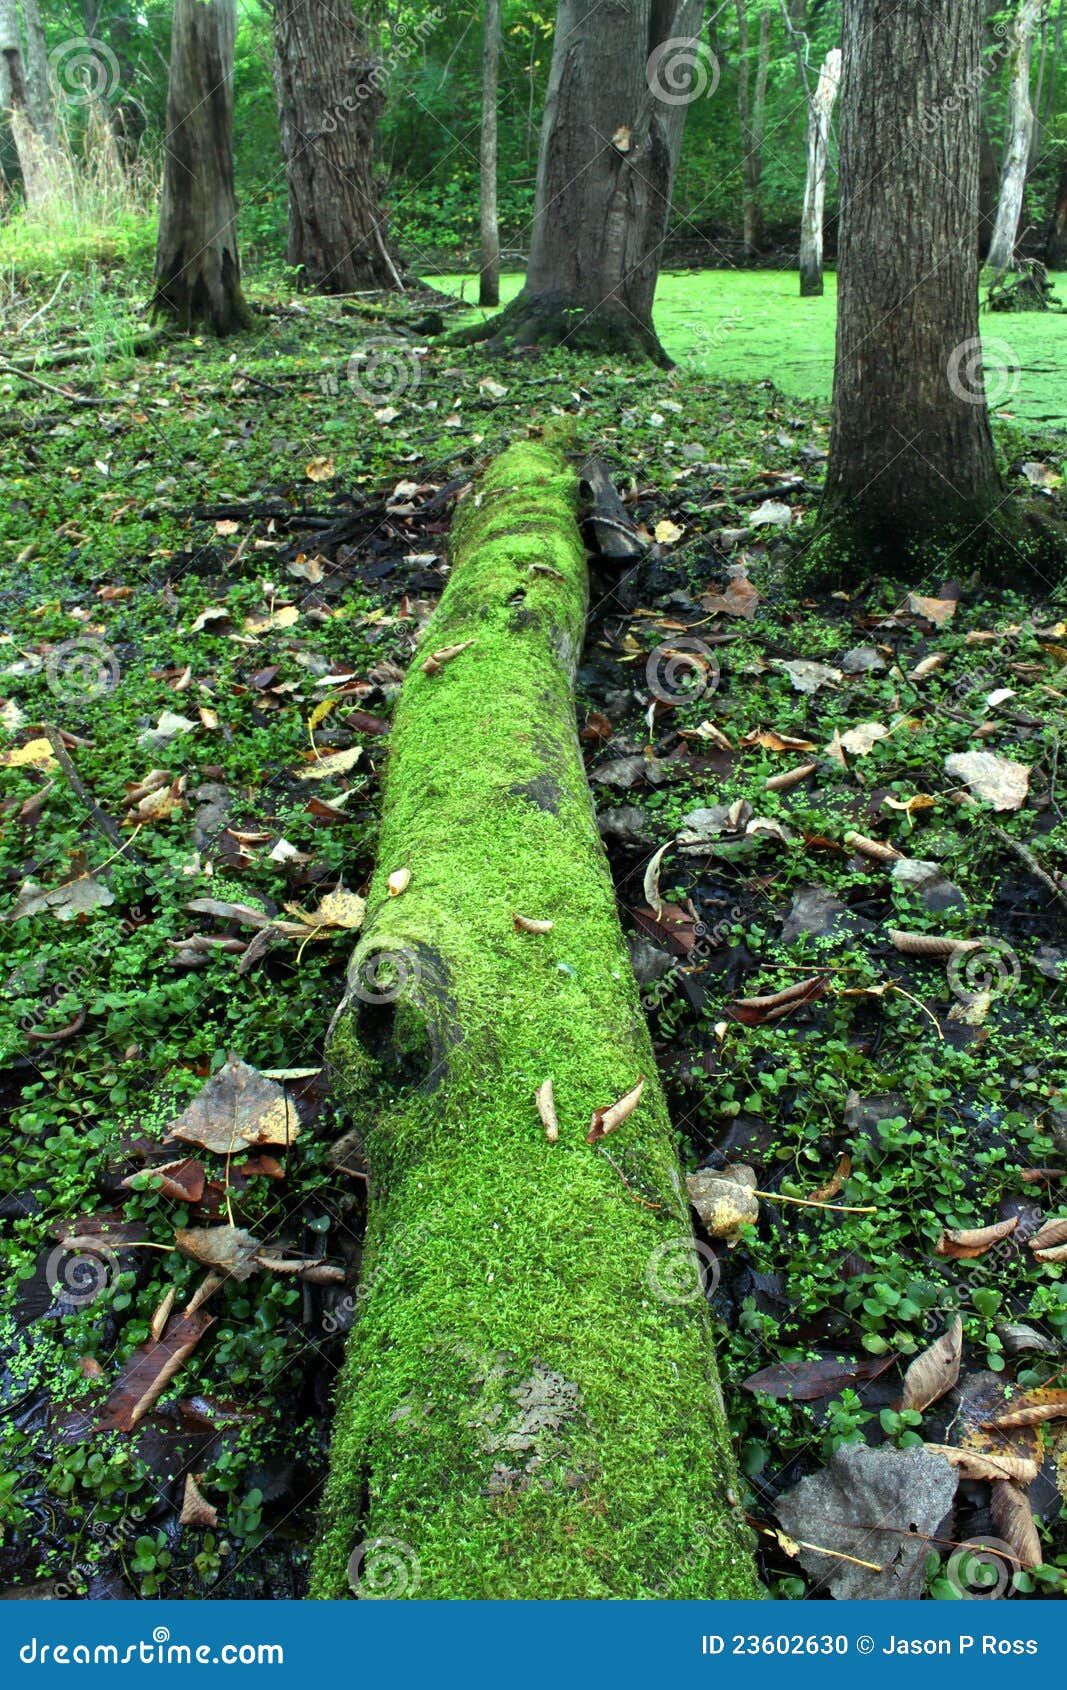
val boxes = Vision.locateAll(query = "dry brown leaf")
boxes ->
[149,1287,176,1344]
[900,1317,963,1413]
[990,1480,1042,1570]
[422,640,473,677]
[924,1444,1039,1484]
[889,930,979,958]
[642,842,670,917]
[982,1390,1067,1430]
[809,1153,851,1205]
[98,1307,215,1431]
[1034,1242,1067,1264]
[1029,1216,1067,1252]
[295,746,362,782]
[935,1215,1018,1259]
[845,831,903,863]
[535,1078,558,1144]
[740,729,817,752]
[180,1473,219,1528]
[687,1163,759,1243]
[587,1076,645,1144]
[513,913,553,933]
[944,751,1030,812]
[174,1225,262,1281]
[166,1054,299,1155]
[765,762,817,792]
[905,593,957,626]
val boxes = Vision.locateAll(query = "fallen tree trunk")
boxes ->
[311,436,757,1600]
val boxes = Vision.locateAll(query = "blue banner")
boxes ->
[1,1601,1060,1690]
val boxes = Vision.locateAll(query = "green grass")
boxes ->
[426,268,1067,429]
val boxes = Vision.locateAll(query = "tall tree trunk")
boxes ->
[821,0,1000,556]
[798,46,840,296]
[1046,153,1067,266]
[19,0,53,145]
[479,0,501,307]
[454,0,705,363]
[737,0,770,259]
[311,434,758,1600]
[0,0,50,206]
[272,0,400,294]
[986,0,1045,274]
[152,0,251,336]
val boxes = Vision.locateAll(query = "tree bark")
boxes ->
[821,0,1001,557]
[737,0,771,260]
[986,0,1045,274]
[478,0,501,307]
[1046,153,1067,267]
[152,0,251,336]
[0,0,52,206]
[19,0,53,145]
[454,0,705,363]
[272,0,400,294]
[311,436,757,1600]
[798,46,840,296]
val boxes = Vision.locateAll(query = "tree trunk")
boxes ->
[821,0,1001,557]
[272,0,400,294]
[986,0,1045,274]
[798,47,840,296]
[1046,154,1067,267]
[19,0,53,145]
[311,436,758,1600]
[454,0,706,363]
[0,0,52,206]
[478,0,501,307]
[737,0,771,260]
[152,0,251,336]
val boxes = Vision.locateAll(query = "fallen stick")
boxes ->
[312,434,757,1600]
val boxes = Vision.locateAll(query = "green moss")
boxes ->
[312,441,758,1599]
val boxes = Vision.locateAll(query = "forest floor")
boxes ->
[432,268,1067,427]
[1,269,1067,1600]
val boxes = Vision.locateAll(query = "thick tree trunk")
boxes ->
[152,0,251,336]
[1046,154,1067,267]
[0,0,52,206]
[272,0,399,294]
[986,0,1045,274]
[798,47,840,296]
[737,0,770,260]
[478,0,501,307]
[821,0,1001,557]
[454,0,705,363]
[311,437,757,1600]
[19,0,53,145]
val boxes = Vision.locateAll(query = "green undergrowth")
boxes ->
[0,263,1065,1598]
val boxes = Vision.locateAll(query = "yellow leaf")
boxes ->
[306,456,335,483]
[654,519,684,546]
[1,737,57,770]
[309,699,337,732]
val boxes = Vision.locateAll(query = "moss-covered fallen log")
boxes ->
[312,436,758,1600]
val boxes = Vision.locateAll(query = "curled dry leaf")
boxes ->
[845,831,903,863]
[149,1286,176,1344]
[422,640,473,677]
[1029,1215,1067,1252]
[513,913,553,934]
[587,1076,645,1145]
[990,1479,1042,1571]
[387,866,411,897]
[809,1153,851,1205]
[889,930,979,958]
[1033,1242,1067,1264]
[642,842,670,918]
[905,592,957,626]
[982,1389,1067,1430]
[899,1317,962,1413]
[924,1444,1039,1485]
[935,1215,1018,1259]
[727,976,828,1026]
[765,762,817,793]
[535,1078,559,1144]
[98,1306,215,1432]
[180,1473,218,1530]
[295,745,363,782]
[740,729,816,753]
